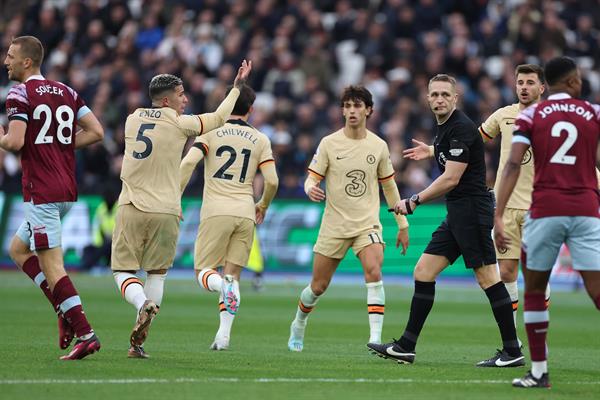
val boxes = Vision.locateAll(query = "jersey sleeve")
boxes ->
[446,122,474,163]
[478,109,501,140]
[63,84,91,120]
[258,139,275,169]
[377,144,395,182]
[5,84,29,123]
[177,114,204,137]
[513,104,536,145]
[192,133,210,156]
[307,139,328,179]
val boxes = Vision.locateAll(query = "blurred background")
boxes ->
[5,0,600,197]
[0,0,593,282]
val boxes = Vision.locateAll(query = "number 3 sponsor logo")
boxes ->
[345,170,367,197]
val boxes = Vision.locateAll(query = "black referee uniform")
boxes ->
[425,109,497,268]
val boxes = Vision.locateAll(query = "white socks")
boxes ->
[367,281,385,343]
[295,286,319,324]
[198,268,223,292]
[217,292,235,340]
[504,280,519,327]
[531,360,548,379]
[145,273,167,307]
[114,272,147,311]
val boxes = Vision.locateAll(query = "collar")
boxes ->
[227,118,252,128]
[547,92,571,100]
[25,74,45,82]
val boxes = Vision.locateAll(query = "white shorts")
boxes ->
[16,201,73,251]
[522,214,600,271]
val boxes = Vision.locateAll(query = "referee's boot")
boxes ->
[476,348,525,367]
[367,340,415,364]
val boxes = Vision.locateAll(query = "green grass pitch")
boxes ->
[0,271,598,399]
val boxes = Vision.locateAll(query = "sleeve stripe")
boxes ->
[512,135,531,146]
[258,159,275,167]
[378,173,395,182]
[8,114,28,122]
[197,115,204,134]
[307,168,325,179]
[77,106,91,120]
[478,126,493,140]
[193,142,209,155]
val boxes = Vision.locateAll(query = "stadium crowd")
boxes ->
[2,0,600,198]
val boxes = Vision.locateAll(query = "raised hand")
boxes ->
[403,139,433,160]
[234,59,252,88]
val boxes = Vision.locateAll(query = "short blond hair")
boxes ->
[11,36,44,67]
[428,74,457,90]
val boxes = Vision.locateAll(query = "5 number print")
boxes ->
[133,123,155,159]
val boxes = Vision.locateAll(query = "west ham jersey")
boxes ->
[5,75,90,204]
[514,93,600,218]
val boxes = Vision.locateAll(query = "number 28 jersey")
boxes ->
[120,107,202,216]
[308,129,395,238]
[194,119,274,221]
[5,75,90,204]
[514,93,600,218]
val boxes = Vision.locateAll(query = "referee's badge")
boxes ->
[449,148,463,156]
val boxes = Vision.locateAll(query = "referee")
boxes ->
[367,74,524,367]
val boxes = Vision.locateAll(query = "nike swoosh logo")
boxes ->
[385,347,411,357]
[505,120,515,125]
[495,356,524,367]
[336,156,347,160]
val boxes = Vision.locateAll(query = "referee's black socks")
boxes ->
[484,281,522,357]
[399,280,436,352]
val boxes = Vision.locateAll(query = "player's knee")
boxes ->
[311,281,329,296]
[364,265,382,282]
[499,260,519,282]
[499,268,515,283]
[8,236,31,268]
[413,263,435,281]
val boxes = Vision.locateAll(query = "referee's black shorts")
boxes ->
[424,193,496,268]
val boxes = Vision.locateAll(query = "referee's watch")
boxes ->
[410,194,421,206]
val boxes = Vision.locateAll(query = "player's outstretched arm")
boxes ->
[394,160,467,215]
[75,112,104,149]
[380,177,409,254]
[180,146,205,194]
[403,139,434,160]
[304,172,325,202]
[197,60,252,134]
[0,120,25,152]
[255,161,279,224]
